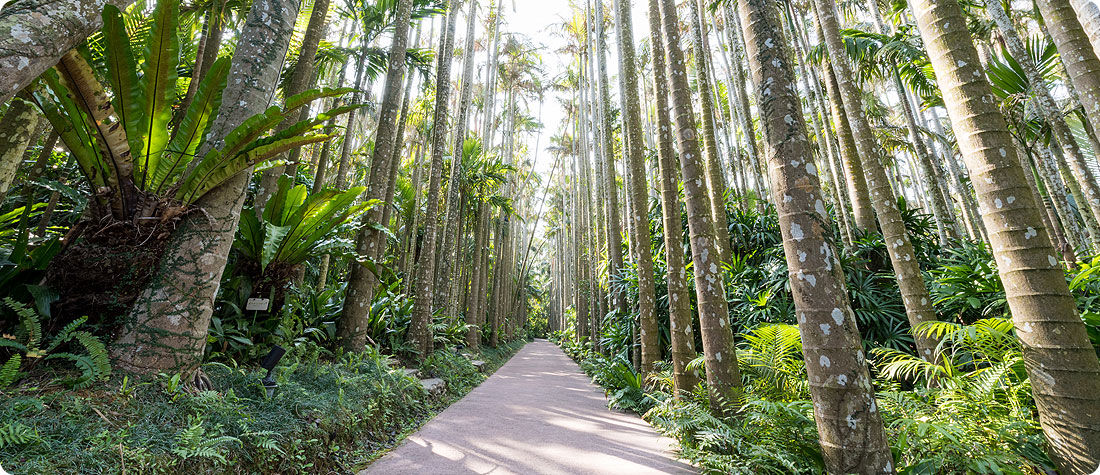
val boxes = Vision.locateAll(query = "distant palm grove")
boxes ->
[2,0,1100,472]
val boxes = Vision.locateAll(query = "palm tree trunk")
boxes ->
[988,0,1100,250]
[738,1,895,471]
[687,0,733,268]
[436,0,480,323]
[821,59,876,232]
[654,0,743,410]
[592,0,628,316]
[646,3,699,395]
[112,0,301,375]
[1037,0,1100,147]
[611,0,660,373]
[813,0,940,360]
[409,0,462,357]
[910,0,1100,470]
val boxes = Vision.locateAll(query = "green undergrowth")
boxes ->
[0,339,526,474]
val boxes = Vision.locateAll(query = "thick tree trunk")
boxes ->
[0,97,40,199]
[655,0,743,410]
[0,0,136,103]
[738,1,895,471]
[112,0,300,375]
[910,0,1100,470]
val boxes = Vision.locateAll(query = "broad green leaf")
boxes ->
[153,57,231,194]
[135,0,179,191]
[177,134,332,204]
[102,5,144,159]
[261,223,291,270]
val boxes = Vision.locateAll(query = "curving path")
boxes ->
[361,340,696,475]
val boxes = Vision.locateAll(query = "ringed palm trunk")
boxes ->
[466,201,488,349]
[437,1,480,322]
[910,0,1100,470]
[646,4,700,395]
[813,0,939,360]
[112,0,300,375]
[738,0,894,471]
[1037,0,1100,152]
[593,0,628,316]
[654,0,743,409]
[821,59,876,232]
[687,0,734,268]
[409,0,461,357]
[338,0,416,351]
[611,0,660,373]
[988,0,1100,251]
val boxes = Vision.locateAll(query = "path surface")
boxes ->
[362,340,696,475]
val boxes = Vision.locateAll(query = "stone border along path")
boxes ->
[361,340,697,474]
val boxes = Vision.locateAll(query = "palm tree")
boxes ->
[610,0,660,373]
[409,0,462,357]
[735,0,895,471]
[653,0,743,410]
[338,0,417,352]
[686,0,733,267]
[589,0,627,317]
[645,0,698,396]
[812,0,939,361]
[909,0,1100,470]
[1035,0,1100,154]
[985,0,1100,251]
[113,0,303,376]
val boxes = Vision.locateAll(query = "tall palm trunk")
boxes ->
[813,0,939,360]
[112,0,301,375]
[1037,0,1100,147]
[646,3,699,395]
[437,0,480,321]
[654,0,743,409]
[821,59,876,232]
[687,0,733,267]
[337,0,415,351]
[593,0,628,316]
[988,0,1100,251]
[737,0,894,471]
[611,0,660,373]
[409,0,461,357]
[910,0,1100,470]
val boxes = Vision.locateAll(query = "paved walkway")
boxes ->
[362,340,696,475]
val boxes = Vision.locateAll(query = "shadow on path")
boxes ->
[360,340,697,475]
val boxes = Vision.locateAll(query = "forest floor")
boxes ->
[361,340,696,475]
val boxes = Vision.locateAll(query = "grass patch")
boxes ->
[0,340,527,474]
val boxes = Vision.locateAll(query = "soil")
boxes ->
[45,219,176,337]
